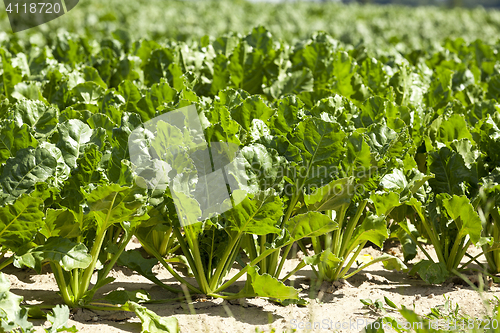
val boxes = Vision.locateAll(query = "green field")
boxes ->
[0,1,500,332]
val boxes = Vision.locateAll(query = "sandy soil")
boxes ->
[3,242,499,333]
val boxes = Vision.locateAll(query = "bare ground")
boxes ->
[3,243,500,333]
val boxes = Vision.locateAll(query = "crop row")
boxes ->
[0,26,499,332]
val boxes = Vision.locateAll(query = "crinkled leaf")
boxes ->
[45,305,77,333]
[56,119,93,169]
[286,212,338,241]
[226,191,282,235]
[15,237,92,273]
[0,272,32,333]
[87,184,148,231]
[0,194,44,251]
[442,195,482,244]
[0,121,37,165]
[305,177,356,211]
[125,301,179,333]
[410,260,449,285]
[347,213,388,250]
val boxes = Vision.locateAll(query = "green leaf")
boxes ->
[442,195,482,244]
[0,146,68,202]
[266,68,314,99]
[303,250,341,272]
[11,100,58,137]
[239,265,299,301]
[0,49,23,101]
[288,117,346,188]
[384,296,397,309]
[126,301,179,333]
[87,184,148,231]
[370,192,400,216]
[0,272,32,333]
[347,214,388,250]
[40,209,80,239]
[0,121,37,164]
[117,250,167,288]
[305,177,356,211]
[286,212,338,241]
[379,254,407,271]
[227,192,282,235]
[230,96,275,131]
[45,305,77,333]
[56,119,93,169]
[15,237,92,273]
[428,146,474,196]
[428,114,473,146]
[410,260,449,284]
[0,194,44,251]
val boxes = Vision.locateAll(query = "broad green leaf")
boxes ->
[428,146,475,196]
[428,114,473,146]
[410,260,449,284]
[0,273,32,333]
[347,214,388,250]
[286,212,338,241]
[11,100,58,137]
[87,184,148,231]
[15,237,92,273]
[56,119,93,169]
[370,192,400,216]
[40,209,80,239]
[0,49,23,101]
[305,177,356,211]
[266,68,314,99]
[117,250,166,288]
[70,82,105,105]
[241,265,299,301]
[0,147,57,200]
[45,305,77,333]
[230,96,275,131]
[0,194,44,251]
[126,301,179,333]
[226,191,282,235]
[442,195,482,244]
[271,95,306,135]
[0,121,37,166]
[288,117,346,187]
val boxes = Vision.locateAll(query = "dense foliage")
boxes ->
[0,0,500,332]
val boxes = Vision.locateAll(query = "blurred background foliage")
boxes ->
[1,0,500,50]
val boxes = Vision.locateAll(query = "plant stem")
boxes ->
[209,232,241,291]
[275,242,293,279]
[413,205,447,264]
[78,227,108,300]
[0,257,13,271]
[140,236,201,294]
[51,262,74,307]
[280,261,306,282]
[337,241,366,280]
[214,247,280,294]
[339,200,367,257]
